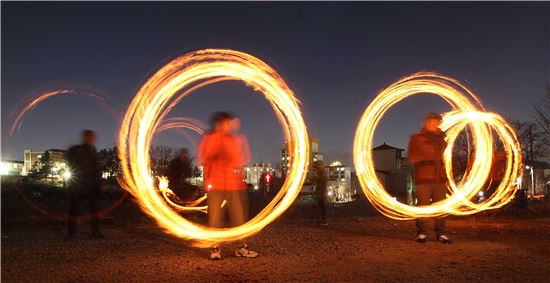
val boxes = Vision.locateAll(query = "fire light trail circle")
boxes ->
[156,117,207,150]
[8,84,121,137]
[118,49,309,247]
[440,111,522,214]
[6,85,127,222]
[353,73,522,220]
[155,117,209,213]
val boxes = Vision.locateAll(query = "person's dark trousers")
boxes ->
[317,197,327,223]
[207,189,249,248]
[415,183,447,236]
[67,190,100,236]
[207,190,248,229]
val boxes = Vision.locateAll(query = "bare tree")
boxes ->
[98,146,120,179]
[452,127,508,180]
[511,120,548,163]
[533,84,550,145]
[452,130,471,179]
[150,146,174,176]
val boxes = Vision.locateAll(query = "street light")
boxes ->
[0,163,9,175]
[515,177,523,192]
[63,171,71,180]
[526,165,535,195]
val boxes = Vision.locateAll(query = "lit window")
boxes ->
[0,163,8,175]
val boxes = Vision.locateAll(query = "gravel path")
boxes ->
[2,213,550,282]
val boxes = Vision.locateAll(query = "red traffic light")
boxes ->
[264,173,272,184]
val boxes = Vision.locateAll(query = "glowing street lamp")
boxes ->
[63,171,72,181]
[525,166,535,195]
[0,163,9,175]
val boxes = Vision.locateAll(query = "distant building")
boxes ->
[281,137,325,196]
[373,143,403,171]
[23,149,68,181]
[281,137,324,175]
[244,161,274,189]
[326,161,353,203]
[0,160,24,176]
[281,148,290,173]
[522,161,550,196]
[372,143,413,204]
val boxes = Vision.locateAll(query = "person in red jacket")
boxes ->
[408,113,452,244]
[198,112,258,260]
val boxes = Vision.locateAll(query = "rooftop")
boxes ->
[373,143,404,152]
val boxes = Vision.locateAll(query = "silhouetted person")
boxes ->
[312,160,328,225]
[199,112,258,260]
[408,113,451,244]
[467,150,506,200]
[166,148,196,201]
[65,130,103,240]
[488,151,507,199]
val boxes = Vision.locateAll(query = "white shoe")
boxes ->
[437,234,452,244]
[416,234,427,243]
[235,245,258,258]
[210,247,222,260]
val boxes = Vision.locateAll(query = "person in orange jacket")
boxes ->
[408,113,452,244]
[198,112,258,260]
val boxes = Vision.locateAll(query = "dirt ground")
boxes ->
[2,206,550,283]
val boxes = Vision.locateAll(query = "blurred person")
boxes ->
[408,113,452,244]
[312,160,328,225]
[65,130,104,240]
[198,112,258,260]
[466,150,507,201]
[166,148,197,201]
[487,151,507,198]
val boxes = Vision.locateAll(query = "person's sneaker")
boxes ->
[416,234,427,243]
[437,234,452,244]
[210,247,222,260]
[235,245,259,258]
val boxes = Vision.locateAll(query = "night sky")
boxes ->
[2,2,549,166]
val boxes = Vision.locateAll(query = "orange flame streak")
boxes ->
[353,73,522,220]
[157,176,209,213]
[10,90,72,136]
[155,117,208,213]
[6,86,125,220]
[118,49,309,247]
[9,86,121,137]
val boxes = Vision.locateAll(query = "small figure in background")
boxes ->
[65,130,104,240]
[312,160,328,225]
[166,148,196,201]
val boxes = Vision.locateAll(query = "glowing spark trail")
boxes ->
[353,73,522,220]
[118,49,309,247]
[9,85,120,137]
[155,117,209,213]
[7,85,125,221]
[155,117,208,150]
